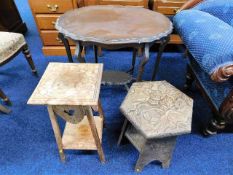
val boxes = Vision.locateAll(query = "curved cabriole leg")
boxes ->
[58,33,73,63]
[137,44,150,82]
[94,45,98,63]
[22,44,37,76]
[75,42,86,63]
[127,48,137,75]
[0,88,11,105]
[151,36,169,81]
[184,65,195,91]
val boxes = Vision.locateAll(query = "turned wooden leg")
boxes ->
[184,65,194,91]
[0,88,11,105]
[203,114,226,136]
[86,106,105,163]
[47,106,66,162]
[22,44,37,76]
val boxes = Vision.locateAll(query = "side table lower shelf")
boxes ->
[62,116,103,150]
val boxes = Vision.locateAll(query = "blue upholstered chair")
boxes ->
[173,0,233,135]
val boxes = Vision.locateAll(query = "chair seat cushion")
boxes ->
[174,10,233,76]
[0,32,26,63]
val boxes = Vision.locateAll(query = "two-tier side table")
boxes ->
[28,63,105,163]
[55,5,173,83]
[118,81,193,172]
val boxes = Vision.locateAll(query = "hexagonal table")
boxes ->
[118,81,193,172]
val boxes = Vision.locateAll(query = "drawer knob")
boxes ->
[52,21,56,25]
[56,37,63,43]
[47,4,59,12]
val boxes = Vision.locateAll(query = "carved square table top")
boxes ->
[120,81,193,139]
[28,63,103,106]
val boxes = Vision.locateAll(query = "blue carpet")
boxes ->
[0,0,232,174]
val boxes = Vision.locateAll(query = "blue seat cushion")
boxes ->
[193,0,233,26]
[189,57,233,109]
[173,9,233,76]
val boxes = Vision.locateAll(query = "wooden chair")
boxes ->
[0,31,37,75]
[0,31,37,113]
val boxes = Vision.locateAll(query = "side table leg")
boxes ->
[127,48,137,75]
[86,106,105,163]
[58,33,73,63]
[117,119,129,146]
[98,100,105,127]
[47,106,66,162]
[151,36,170,81]
[94,45,98,63]
[136,44,150,81]
[75,42,86,63]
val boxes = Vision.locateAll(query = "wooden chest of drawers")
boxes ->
[28,0,78,55]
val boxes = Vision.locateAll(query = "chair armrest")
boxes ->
[179,0,203,11]
[174,10,233,82]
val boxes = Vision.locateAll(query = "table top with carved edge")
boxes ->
[120,81,193,139]
[55,5,173,45]
[28,63,103,106]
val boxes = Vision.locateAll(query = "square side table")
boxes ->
[28,63,105,163]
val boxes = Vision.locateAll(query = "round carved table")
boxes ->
[56,5,172,82]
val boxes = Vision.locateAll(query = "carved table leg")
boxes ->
[47,106,66,162]
[127,48,137,75]
[0,88,11,105]
[151,37,170,81]
[117,119,129,146]
[58,33,73,63]
[86,106,105,163]
[75,42,86,63]
[137,44,150,82]
[94,45,98,63]
[184,65,195,91]
[135,137,176,172]
[22,44,37,76]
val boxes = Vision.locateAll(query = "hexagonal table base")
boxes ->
[118,81,193,172]
[125,124,176,172]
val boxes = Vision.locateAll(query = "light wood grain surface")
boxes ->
[28,63,103,106]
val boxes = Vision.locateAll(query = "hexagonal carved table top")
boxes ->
[28,63,103,106]
[120,81,193,139]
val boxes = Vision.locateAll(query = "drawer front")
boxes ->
[41,31,75,46]
[36,14,60,30]
[99,0,148,7]
[83,0,148,7]
[154,0,187,15]
[42,46,76,56]
[29,0,73,14]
